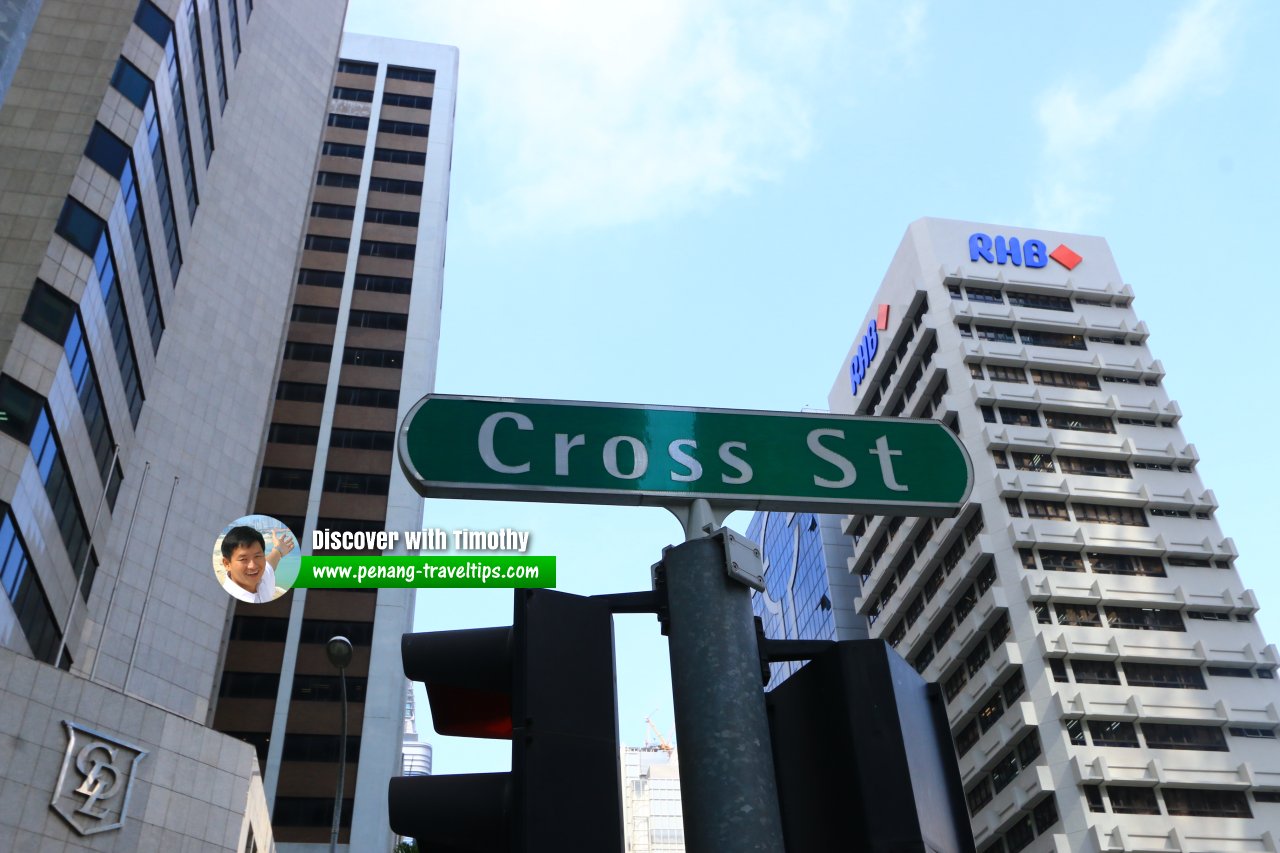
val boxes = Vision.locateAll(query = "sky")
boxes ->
[343,0,1280,774]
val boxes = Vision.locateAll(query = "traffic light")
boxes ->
[389,589,624,853]
[764,640,976,853]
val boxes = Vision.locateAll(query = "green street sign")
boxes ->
[399,395,973,515]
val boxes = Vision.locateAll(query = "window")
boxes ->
[1089,720,1139,748]
[1073,502,1147,526]
[291,673,369,703]
[1008,290,1072,312]
[359,240,416,260]
[259,467,313,490]
[208,0,229,109]
[321,141,364,159]
[134,0,172,44]
[1013,451,1054,473]
[1,507,65,665]
[1033,797,1059,832]
[316,171,361,188]
[1229,726,1277,739]
[1006,498,1024,518]
[1088,552,1164,577]
[354,274,412,294]
[991,449,1009,469]
[142,96,182,279]
[1162,788,1251,818]
[990,752,1019,792]
[368,176,423,195]
[1108,786,1159,815]
[386,65,435,83]
[1032,551,1080,574]
[966,287,1003,304]
[1049,658,1068,682]
[109,58,150,108]
[373,147,426,166]
[1058,455,1130,478]
[229,614,289,642]
[975,325,1015,344]
[329,428,394,451]
[338,59,377,76]
[298,269,344,287]
[999,407,1040,427]
[1026,500,1069,521]
[327,113,369,130]
[1066,718,1086,745]
[219,671,280,698]
[283,342,333,362]
[966,779,992,815]
[298,618,374,645]
[323,471,390,495]
[1141,723,1226,751]
[1055,605,1101,627]
[228,0,240,63]
[364,207,420,227]
[1030,368,1099,390]
[1044,411,1114,433]
[1072,660,1120,685]
[332,85,373,102]
[986,364,1026,383]
[342,347,403,369]
[336,386,399,408]
[310,202,355,220]
[383,92,432,110]
[955,721,979,756]
[267,423,320,445]
[1019,329,1085,349]
[1104,606,1183,632]
[1123,662,1205,689]
[160,25,199,219]
[274,797,352,829]
[276,381,326,403]
[282,733,362,763]
[378,119,429,138]
[348,309,408,331]
[56,199,144,423]
[304,235,350,253]
[185,0,214,161]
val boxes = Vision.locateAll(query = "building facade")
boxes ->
[621,745,685,853]
[754,217,1280,852]
[0,1,347,850]
[210,34,456,851]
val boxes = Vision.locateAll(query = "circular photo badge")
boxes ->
[213,514,299,604]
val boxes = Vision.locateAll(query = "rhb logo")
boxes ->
[848,305,890,395]
[969,233,1082,271]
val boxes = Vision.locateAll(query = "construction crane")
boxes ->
[644,711,674,754]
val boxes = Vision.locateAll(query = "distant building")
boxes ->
[752,217,1280,852]
[402,686,432,777]
[621,745,684,853]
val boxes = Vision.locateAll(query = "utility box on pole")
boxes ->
[765,640,975,853]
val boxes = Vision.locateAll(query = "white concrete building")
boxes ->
[820,217,1280,852]
[0,1,347,850]
[621,745,685,853]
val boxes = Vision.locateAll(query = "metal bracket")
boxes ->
[706,524,765,592]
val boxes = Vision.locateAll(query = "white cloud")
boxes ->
[1033,0,1237,229]
[349,1,854,236]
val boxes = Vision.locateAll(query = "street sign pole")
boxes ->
[661,499,785,853]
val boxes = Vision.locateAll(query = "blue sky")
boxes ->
[344,0,1280,773]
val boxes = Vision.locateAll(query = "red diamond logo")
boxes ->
[1050,244,1082,270]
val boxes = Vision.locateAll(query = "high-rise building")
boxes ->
[0,1,346,850]
[621,745,685,853]
[210,34,456,850]
[753,217,1280,852]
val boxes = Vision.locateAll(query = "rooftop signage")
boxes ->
[969,233,1082,271]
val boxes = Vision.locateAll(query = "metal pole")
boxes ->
[331,667,348,853]
[55,444,120,669]
[89,460,149,684]
[662,509,785,853]
[124,475,179,693]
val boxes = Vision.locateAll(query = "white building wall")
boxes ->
[826,218,1280,853]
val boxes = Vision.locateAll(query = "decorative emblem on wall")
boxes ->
[50,721,148,836]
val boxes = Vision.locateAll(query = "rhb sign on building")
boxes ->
[848,305,890,395]
[969,233,1082,270]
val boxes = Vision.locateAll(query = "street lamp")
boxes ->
[325,635,353,853]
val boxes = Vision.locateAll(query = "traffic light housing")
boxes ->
[765,640,975,853]
[389,589,624,852]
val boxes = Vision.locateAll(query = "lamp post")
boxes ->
[325,636,354,853]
